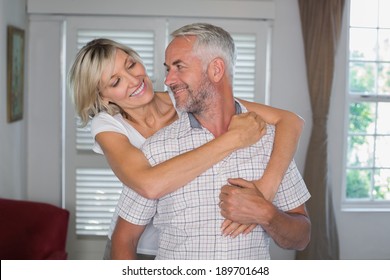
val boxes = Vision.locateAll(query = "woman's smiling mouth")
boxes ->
[129,82,145,97]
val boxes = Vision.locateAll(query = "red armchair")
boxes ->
[0,198,70,260]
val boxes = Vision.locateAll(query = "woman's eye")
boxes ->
[111,78,120,87]
[127,62,136,69]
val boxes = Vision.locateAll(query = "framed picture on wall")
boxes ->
[7,26,25,123]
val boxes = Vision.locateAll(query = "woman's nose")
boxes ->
[124,71,139,86]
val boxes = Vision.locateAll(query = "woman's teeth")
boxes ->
[130,82,145,97]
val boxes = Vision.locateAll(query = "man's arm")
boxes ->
[219,178,311,251]
[260,204,310,250]
[111,217,146,259]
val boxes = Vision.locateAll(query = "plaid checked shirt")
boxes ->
[117,101,310,259]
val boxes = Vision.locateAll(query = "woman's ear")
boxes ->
[97,87,110,105]
[208,57,225,82]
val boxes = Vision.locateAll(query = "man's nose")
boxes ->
[164,69,176,87]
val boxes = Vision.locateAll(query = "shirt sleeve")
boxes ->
[90,113,127,155]
[116,186,157,226]
[273,159,311,212]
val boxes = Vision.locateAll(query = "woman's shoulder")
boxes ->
[91,112,127,134]
[92,111,123,124]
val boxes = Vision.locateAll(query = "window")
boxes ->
[346,0,390,203]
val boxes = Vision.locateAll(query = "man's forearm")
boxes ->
[111,217,145,260]
[111,239,138,260]
[260,205,311,251]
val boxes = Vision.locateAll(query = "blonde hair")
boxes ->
[68,38,143,126]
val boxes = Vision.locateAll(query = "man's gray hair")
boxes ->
[171,23,236,80]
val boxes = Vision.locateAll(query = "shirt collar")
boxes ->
[187,100,243,129]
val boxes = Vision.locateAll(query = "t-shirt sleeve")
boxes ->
[90,113,127,155]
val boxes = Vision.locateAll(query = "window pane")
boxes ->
[378,63,390,95]
[378,29,390,61]
[349,102,376,134]
[378,0,390,28]
[375,136,390,167]
[347,136,374,167]
[346,169,371,199]
[349,28,377,61]
[377,102,390,133]
[349,62,376,94]
[350,0,378,28]
[373,168,390,200]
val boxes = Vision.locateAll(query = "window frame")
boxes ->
[342,0,390,211]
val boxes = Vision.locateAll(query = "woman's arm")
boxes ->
[238,99,304,200]
[220,100,304,237]
[96,111,265,199]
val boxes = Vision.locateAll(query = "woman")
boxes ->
[69,38,304,259]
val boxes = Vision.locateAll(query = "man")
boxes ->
[112,23,311,259]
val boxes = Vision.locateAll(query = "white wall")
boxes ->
[271,0,311,170]
[265,0,309,259]
[0,0,27,199]
[26,18,63,206]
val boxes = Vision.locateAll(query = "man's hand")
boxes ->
[220,178,311,250]
[219,178,273,226]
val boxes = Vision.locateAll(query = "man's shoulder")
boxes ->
[261,123,276,142]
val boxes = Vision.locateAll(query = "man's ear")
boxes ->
[208,57,225,82]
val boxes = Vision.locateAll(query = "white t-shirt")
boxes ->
[91,112,159,255]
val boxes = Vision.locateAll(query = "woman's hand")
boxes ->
[227,112,266,149]
[220,219,257,238]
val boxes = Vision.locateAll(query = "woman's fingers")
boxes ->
[221,219,256,238]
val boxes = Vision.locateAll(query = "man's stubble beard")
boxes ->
[175,74,217,116]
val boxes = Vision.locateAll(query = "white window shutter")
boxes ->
[232,33,257,101]
[77,30,155,79]
[75,168,121,235]
[74,29,156,235]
